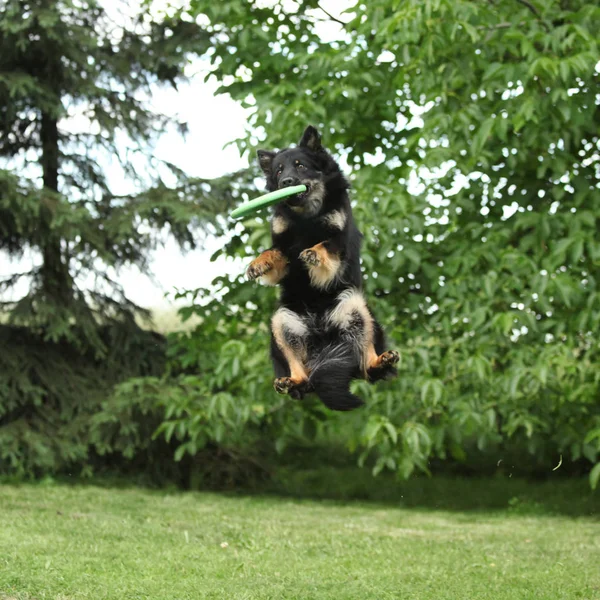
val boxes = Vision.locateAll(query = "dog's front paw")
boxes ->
[299,248,320,266]
[246,259,272,280]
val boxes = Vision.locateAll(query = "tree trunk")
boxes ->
[40,112,59,191]
[40,111,71,302]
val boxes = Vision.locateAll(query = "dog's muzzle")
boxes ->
[283,183,310,206]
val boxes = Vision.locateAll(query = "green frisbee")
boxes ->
[230,184,307,220]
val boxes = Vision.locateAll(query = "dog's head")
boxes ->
[257,126,347,218]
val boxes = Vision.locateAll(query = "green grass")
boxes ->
[1,478,599,600]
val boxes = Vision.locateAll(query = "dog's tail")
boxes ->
[307,341,363,411]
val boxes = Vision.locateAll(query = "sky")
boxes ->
[106,74,251,309]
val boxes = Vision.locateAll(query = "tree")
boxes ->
[157,0,599,482]
[0,0,250,352]
[0,0,256,476]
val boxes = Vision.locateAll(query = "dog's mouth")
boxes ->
[285,183,310,206]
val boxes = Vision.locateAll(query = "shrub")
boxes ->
[0,324,165,477]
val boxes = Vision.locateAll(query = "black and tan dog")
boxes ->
[246,126,398,410]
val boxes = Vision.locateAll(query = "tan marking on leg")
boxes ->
[366,345,380,370]
[323,209,347,230]
[299,242,342,290]
[246,249,288,286]
[272,215,288,235]
[271,308,308,384]
[327,289,374,377]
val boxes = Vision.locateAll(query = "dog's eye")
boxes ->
[297,163,305,169]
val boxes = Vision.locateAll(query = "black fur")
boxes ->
[251,126,397,410]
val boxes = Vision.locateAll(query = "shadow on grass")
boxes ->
[257,467,600,518]
[10,467,598,519]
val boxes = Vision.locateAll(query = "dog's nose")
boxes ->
[280,177,296,188]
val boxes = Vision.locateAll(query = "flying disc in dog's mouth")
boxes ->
[285,183,310,206]
[229,185,308,220]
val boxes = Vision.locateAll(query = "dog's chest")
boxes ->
[280,220,328,260]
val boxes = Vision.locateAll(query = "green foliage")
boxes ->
[6,0,597,483]
[0,324,165,477]
[144,0,600,482]
[0,1,258,476]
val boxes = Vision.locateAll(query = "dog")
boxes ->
[246,125,398,410]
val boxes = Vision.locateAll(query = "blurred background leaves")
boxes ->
[1,0,599,489]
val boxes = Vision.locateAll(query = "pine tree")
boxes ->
[0,0,247,352]
[0,0,255,475]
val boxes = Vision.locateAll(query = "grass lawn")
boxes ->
[1,477,599,600]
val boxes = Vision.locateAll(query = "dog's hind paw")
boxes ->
[379,350,399,367]
[274,377,309,399]
[367,350,400,383]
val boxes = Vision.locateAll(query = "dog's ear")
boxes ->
[299,125,322,152]
[257,150,275,175]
